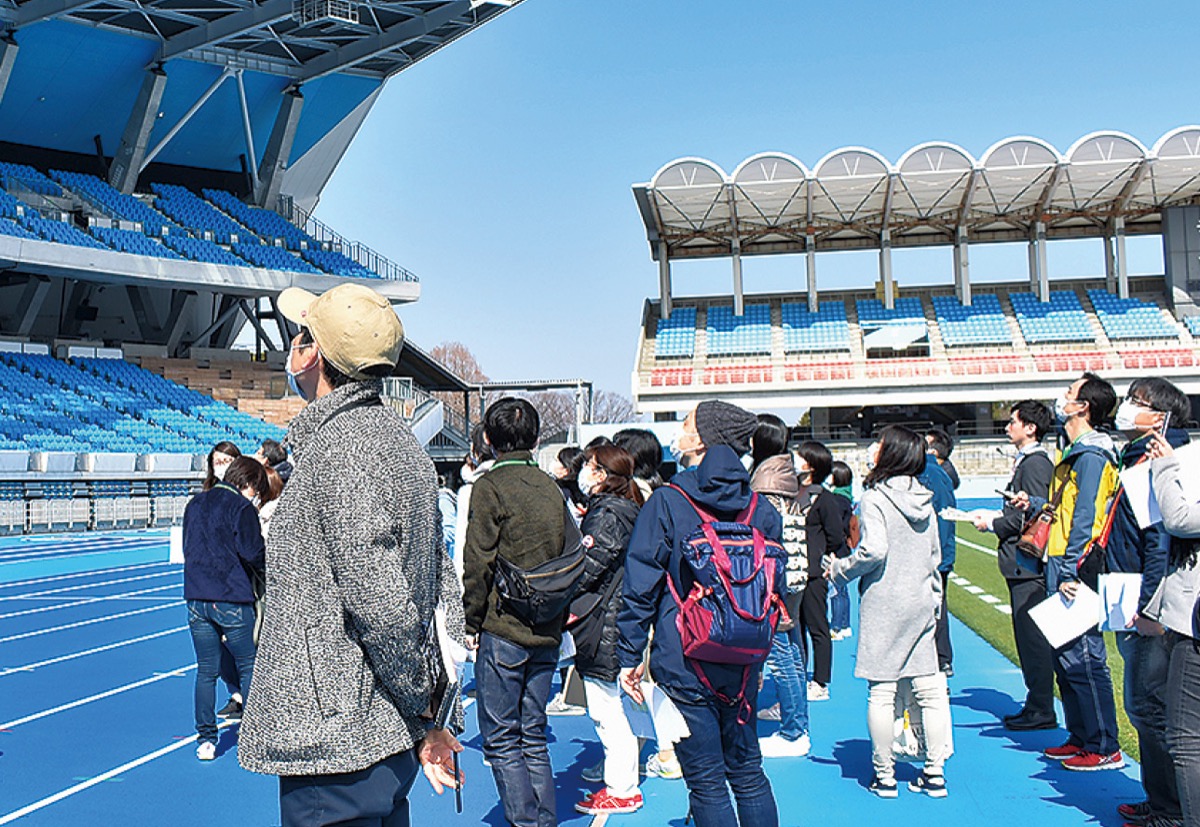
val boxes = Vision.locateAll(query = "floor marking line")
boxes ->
[0,664,195,729]
[0,584,181,620]
[3,570,176,600]
[0,626,188,677]
[0,544,166,566]
[0,601,183,643]
[0,562,170,590]
[956,536,999,557]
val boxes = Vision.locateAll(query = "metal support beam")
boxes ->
[269,296,295,347]
[61,281,93,338]
[731,237,744,316]
[125,285,162,341]
[238,299,279,351]
[954,225,971,306]
[141,69,232,172]
[235,71,259,197]
[1114,216,1129,299]
[1035,220,1049,302]
[159,0,291,61]
[14,0,103,27]
[110,67,168,194]
[256,86,304,208]
[15,275,50,336]
[0,34,18,107]
[1027,236,1039,292]
[186,298,243,353]
[657,241,672,320]
[805,233,817,312]
[1103,232,1117,291]
[164,290,195,356]
[879,227,894,309]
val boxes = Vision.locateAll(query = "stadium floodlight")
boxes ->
[293,0,359,26]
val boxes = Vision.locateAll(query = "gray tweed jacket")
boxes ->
[238,380,464,776]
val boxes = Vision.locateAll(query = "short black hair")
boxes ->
[468,422,489,466]
[1011,400,1053,441]
[613,428,664,483]
[750,413,789,472]
[485,397,540,453]
[830,460,853,489]
[925,428,954,460]
[260,439,286,467]
[224,455,270,499]
[556,446,584,479]
[865,425,927,489]
[1077,372,1117,428]
[1127,377,1191,426]
[796,440,833,485]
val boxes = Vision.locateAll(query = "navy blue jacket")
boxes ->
[918,453,957,573]
[182,484,265,604]
[617,445,784,704]
[1106,428,1190,611]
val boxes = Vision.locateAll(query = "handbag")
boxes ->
[1017,463,1071,560]
[493,503,588,626]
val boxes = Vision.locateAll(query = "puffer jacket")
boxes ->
[750,454,809,597]
[570,493,641,682]
[238,381,464,777]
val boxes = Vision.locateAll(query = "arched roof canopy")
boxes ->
[648,158,732,255]
[730,153,809,244]
[810,147,891,246]
[893,142,974,238]
[1051,132,1148,223]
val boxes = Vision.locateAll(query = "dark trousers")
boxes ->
[797,578,831,686]
[1055,627,1120,755]
[935,571,953,670]
[1118,631,1178,817]
[476,632,558,827]
[1165,631,1200,827]
[674,682,778,827]
[186,600,256,744]
[279,749,420,827]
[1007,576,1056,719]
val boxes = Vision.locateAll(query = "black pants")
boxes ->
[279,749,420,827]
[798,577,831,686]
[935,571,953,670]
[1007,576,1056,719]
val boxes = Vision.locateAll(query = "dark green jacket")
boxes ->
[463,451,566,648]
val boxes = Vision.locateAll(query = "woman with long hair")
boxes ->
[202,441,241,491]
[826,425,950,798]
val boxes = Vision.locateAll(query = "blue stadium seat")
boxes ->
[654,307,697,359]
[90,225,183,260]
[161,233,249,267]
[0,217,37,240]
[203,189,320,251]
[781,301,850,352]
[152,183,258,245]
[707,304,772,357]
[932,294,1010,346]
[301,247,381,279]
[0,189,28,219]
[1009,291,1094,344]
[856,297,926,327]
[1086,289,1178,341]
[231,241,322,274]
[0,162,63,197]
[49,170,178,237]
[19,215,108,249]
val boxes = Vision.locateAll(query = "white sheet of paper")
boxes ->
[557,631,576,661]
[620,684,658,740]
[1098,573,1142,632]
[1121,442,1200,529]
[1030,583,1101,649]
[646,683,691,746]
[168,525,184,564]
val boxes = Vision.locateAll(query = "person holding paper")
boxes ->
[1106,378,1190,825]
[973,400,1057,730]
[1014,373,1123,772]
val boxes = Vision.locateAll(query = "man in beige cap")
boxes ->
[238,283,463,827]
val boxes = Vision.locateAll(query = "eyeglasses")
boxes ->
[1125,395,1152,408]
[586,461,607,475]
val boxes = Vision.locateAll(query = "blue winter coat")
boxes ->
[918,453,957,573]
[617,445,784,705]
[182,483,265,604]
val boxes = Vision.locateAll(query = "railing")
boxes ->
[276,195,419,283]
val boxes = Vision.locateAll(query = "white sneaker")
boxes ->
[546,692,587,716]
[757,703,782,721]
[759,733,811,758]
[645,753,683,780]
[196,741,216,761]
[807,682,829,701]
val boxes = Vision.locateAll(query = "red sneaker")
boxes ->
[574,789,644,815]
[1042,742,1084,759]
[1062,750,1125,771]
[1117,801,1152,824]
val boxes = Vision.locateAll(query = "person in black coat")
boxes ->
[571,444,645,815]
[973,401,1056,730]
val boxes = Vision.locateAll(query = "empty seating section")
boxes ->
[232,241,322,274]
[781,302,849,352]
[704,364,772,384]
[654,307,697,358]
[1032,350,1111,373]
[204,189,318,250]
[1009,291,1093,343]
[91,226,183,260]
[948,355,1029,376]
[49,170,177,237]
[0,189,26,218]
[933,294,1011,346]
[1187,317,1200,337]
[0,218,36,239]
[1087,290,1178,340]
[783,361,854,383]
[301,247,381,279]
[707,304,772,356]
[864,358,942,379]
[0,351,283,454]
[161,233,248,267]
[20,215,108,249]
[650,367,694,386]
[0,162,62,197]
[152,183,256,245]
[1120,349,1196,370]
[856,297,925,327]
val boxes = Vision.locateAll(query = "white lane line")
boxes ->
[964,585,985,595]
[3,571,177,600]
[0,664,194,729]
[0,626,188,677]
[0,721,233,826]
[997,605,1013,615]
[0,546,164,566]
[0,584,181,619]
[948,537,1014,620]
[0,562,172,590]
[0,595,181,604]
[0,601,183,643]
[979,594,1002,605]
[956,536,998,557]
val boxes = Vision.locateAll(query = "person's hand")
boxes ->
[971,512,993,532]
[1011,491,1031,512]
[1058,580,1079,600]
[464,635,478,651]
[619,664,645,705]
[418,728,463,794]
[821,554,835,581]
[1132,614,1165,636]
[1146,431,1175,461]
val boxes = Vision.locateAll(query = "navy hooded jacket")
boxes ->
[617,445,784,705]
[182,483,265,604]
[1106,428,1190,611]
[918,454,957,573]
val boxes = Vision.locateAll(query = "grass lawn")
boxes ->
[949,523,1138,761]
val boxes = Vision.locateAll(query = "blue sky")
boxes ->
[312,0,1199,397]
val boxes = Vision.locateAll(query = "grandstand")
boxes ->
[631,128,1200,434]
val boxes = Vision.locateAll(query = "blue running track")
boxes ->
[0,530,1142,825]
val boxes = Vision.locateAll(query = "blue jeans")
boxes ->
[765,631,808,741]
[674,683,778,827]
[828,582,850,632]
[280,749,420,827]
[475,632,558,827]
[1117,632,1178,816]
[187,600,257,744]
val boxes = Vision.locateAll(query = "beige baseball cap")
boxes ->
[277,283,404,380]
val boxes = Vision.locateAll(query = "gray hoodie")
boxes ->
[1145,455,1200,636]
[830,475,942,681]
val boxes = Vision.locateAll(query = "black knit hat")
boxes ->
[695,400,758,456]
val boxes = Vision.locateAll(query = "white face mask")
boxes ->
[213,463,229,481]
[1115,399,1161,433]
[577,466,599,497]
[1054,396,1075,424]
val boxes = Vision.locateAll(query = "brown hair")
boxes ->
[585,444,644,506]
[203,441,241,491]
[224,456,270,500]
[264,466,284,503]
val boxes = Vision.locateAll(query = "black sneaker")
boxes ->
[217,699,243,720]
[908,772,947,798]
[1117,801,1153,825]
[868,776,898,798]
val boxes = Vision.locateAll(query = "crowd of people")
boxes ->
[175,282,1200,827]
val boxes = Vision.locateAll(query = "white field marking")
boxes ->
[0,720,233,825]
[3,570,176,600]
[0,546,165,566]
[589,814,609,827]
[0,601,183,643]
[979,594,1002,605]
[0,595,180,604]
[0,562,170,590]
[964,585,985,595]
[997,605,1013,615]
[0,626,187,677]
[0,583,180,619]
[0,538,163,558]
[956,537,998,557]
[0,664,194,729]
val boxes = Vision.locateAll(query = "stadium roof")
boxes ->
[633,127,1200,260]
